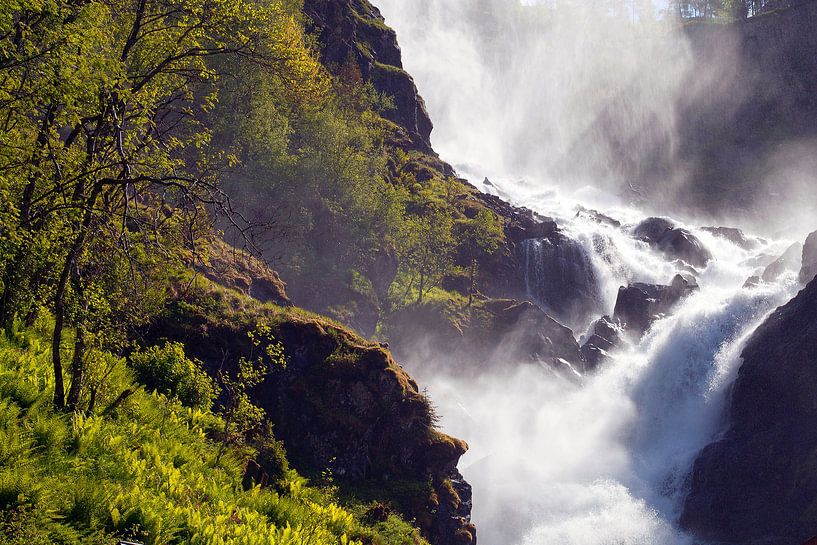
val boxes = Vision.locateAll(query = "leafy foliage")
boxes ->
[130,342,216,410]
[0,328,429,545]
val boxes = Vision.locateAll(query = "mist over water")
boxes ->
[375,1,808,544]
[407,208,798,545]
[378,0,693,204]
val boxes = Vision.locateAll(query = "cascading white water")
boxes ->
[374,1,809,544]
[410,195,799,545]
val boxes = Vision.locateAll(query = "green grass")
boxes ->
[0,327,428,545]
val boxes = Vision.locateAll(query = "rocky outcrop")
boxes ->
[681,276,817,545]
[632,217,712,268]
[149,277,475,545]
[613,274,698,336]
[385,298,587,376]
[701,226,760,250]
[198,238,291,307]
[580,315,622,370]
[800,230,817,284]
[303,0,433,150]
[762,241,803,282]
[576,207,622,228]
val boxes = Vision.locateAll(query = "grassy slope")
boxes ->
[0,321,428,545]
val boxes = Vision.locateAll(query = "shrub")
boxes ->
[256,426,291,485]
[129,343,215,409]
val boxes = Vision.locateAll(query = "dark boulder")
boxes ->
[633,217,675,242]
[681,277,817,545]
[632,217,712,268]
[580,315,622,370]
[801,230,817,284]
[613,274,698,335]
[498,202,558,243]
[762,241,803,282]
[520,233,599,328]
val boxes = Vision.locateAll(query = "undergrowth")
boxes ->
[0,324,427,545]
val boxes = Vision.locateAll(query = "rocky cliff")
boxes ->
[149,276,476,545]
[678,2,817,214]
[681,276,817,545]
[303,0,434,151]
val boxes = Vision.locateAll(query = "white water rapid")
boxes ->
[375,1,810,544]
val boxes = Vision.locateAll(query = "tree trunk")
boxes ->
[51,184,101,409]
[66,324,86,410]
[0,263,17,336]
[51,304,66,408]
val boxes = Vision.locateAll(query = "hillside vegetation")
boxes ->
[0,321,428,545]
[0,0,484,543]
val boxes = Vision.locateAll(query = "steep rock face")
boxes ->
[701,226,760,250]
[464,193,561,302]
[801,230,817,283]
[385,298,587,376]
[632,217,712,268]
[149,280,475,545]
[303,0,433,149]
[681,277,817,545]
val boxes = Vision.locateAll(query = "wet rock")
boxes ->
[800,230,817,284]
[701,226,760,249]
[521,234,600,328]
[743,275,762,288]
[576,206,622,228]
[431,469,477,545]
[681,277,817,545]
[632,217,712,268]
[499,202,558,243]
[580,315,622,370]
[633,217,675,242]
[761,241,803,282]
[613,274,698,335]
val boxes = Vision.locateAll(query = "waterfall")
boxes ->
[521,237,600,331]
[409,200,800,545]
[374,1,806,544]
